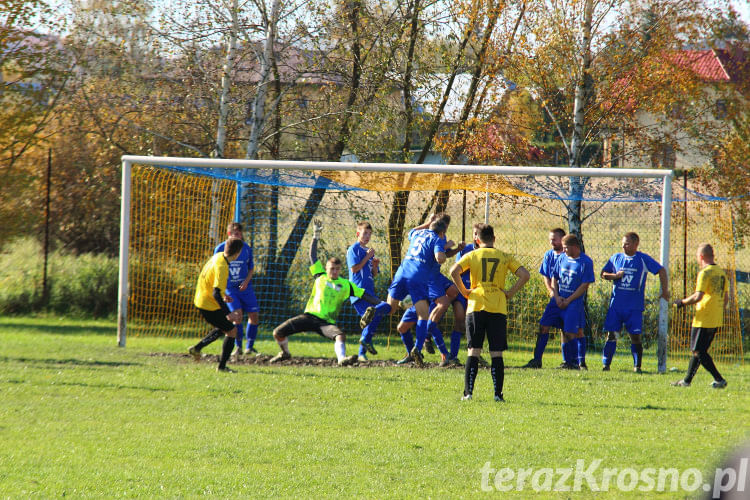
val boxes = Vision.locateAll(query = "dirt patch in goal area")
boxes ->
[147,351,464,369]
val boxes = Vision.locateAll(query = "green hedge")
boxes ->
[0,238,117,317]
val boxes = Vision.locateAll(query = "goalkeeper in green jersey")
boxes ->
[269,219,385,366]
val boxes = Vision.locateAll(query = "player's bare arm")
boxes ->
[350,247,375,273]
[504,266,530,300]
[658,267,670,300]
[560,282,590,309]
[601,269,625,280]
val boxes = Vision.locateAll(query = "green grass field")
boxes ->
[1,317,748,498]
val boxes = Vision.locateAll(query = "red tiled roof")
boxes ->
[668,48,748,83]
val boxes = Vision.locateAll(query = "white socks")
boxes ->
[334,339,346,361]
[277,337,289,354]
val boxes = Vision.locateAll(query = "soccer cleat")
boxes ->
[231,346,241,360]
[360,339,377,355]
[424,337,435,354]
[461,394,472,401]
[602,365,611,371]
[396,355,413,365]
[217,366,236,373]
[399,295,413,309]
[338,355,358,366]
[357,355,369,363]
[579,362,588,371]
[671,379,690,387]
[244,347,259,356]
[556,362,578,370]
[521,358,542,369]
[438,354,449,368]
[188,346,201,362]
[269,351,291,364]
[360,307,376,329]
[478,356,490,368]
[494,394,505,402]
[634,366,642,374]
[711,379,728,389]
[410,347,424,367]
[447,357,463,367]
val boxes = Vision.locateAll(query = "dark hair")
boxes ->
[697,243,714,258]
[357,221,372,231]
[477,223,494,243]
[327,257,342,266]
[562,234,580,248]
[224,237,244,257]
[227,222,243,232]
[429,219,448,234]
[550,228,566,238]
[435,212,451,225]
[624,232,639,244]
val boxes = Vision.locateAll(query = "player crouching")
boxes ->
[270,220,387,366]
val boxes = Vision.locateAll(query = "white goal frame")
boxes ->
[118,155,674,372]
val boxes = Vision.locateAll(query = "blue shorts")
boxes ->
[539,297,585,333]
[454,293,467,311]
[399,302,437,325]
[428,274,454,300]
[225,286,259,314]
[388,268,429,304]
[603,308,643,335]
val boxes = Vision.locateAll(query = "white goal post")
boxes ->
[118,155,674,372]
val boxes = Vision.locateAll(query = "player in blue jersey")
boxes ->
[214,222,261,359]
[347,221,390,362]
[386,213,459,367]
[521,228,566,369]
[549,234,595,369]
[600,232,669,372]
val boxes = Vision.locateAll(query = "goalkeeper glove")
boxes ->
[313,219,323,239]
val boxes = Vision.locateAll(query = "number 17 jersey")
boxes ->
[455,247,521,315]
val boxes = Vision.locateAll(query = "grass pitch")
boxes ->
[1,317,748,498]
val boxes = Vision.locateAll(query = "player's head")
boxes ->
[356,221,372,245]
[697,243,715,265]
[326,257,342,279]
[227,222,243,240]
[429,219,448,236]
[622,232,639,256]
[434,212,451,226]
[562,234,580,258]
[472,222,483,245]
[223,237,244,261]
[549,228,565,252]
[476,223,495,246]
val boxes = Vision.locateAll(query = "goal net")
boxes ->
[118,156,744,369]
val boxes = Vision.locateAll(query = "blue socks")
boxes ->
[245,323,258,350]
[375,301,392,317]
[449,330,462,359]
[401,331,414,354]
[534,333,549,361]
[577,337,587,366]
[603,340,617,366]
[431,326,448,356]
[415,319,429,351]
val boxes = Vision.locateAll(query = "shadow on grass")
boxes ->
[55,381,174,392]
[0,356,142,368]
[0,321,115,336]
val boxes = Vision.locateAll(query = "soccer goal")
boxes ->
[117,155,744,370]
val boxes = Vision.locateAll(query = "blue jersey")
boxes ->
[554,253,595,301]
[539,248,564,279]
[602,251,662,311]
[214,241,253,288]
[347,241,376,303]
[456,243,475,289]
[398,228,446,281]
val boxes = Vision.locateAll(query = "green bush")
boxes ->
[0,238,117,317]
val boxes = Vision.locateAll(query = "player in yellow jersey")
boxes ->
[269,220,386,366]
[671,243,729,389]
[450,223,530,401]
[188,238,245,372]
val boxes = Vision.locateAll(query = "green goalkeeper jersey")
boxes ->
[305,260,365,324]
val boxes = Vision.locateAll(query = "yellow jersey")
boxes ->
[693,264,727,328]
[194,253,230,311]
[456,247,521,315]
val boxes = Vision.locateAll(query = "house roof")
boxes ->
[668,48,748,83]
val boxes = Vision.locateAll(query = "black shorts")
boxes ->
[273,313,343,340]
[690,327,717,352]
[466,311,508,351]
[198,307,234,332]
